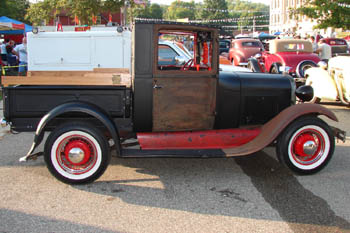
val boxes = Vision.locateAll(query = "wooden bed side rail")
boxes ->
[27,68,130,77]
[1,73,131,87]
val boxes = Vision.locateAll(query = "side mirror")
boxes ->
[175,56,187,65]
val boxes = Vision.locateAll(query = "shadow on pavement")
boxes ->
[0,208,119,233]
[74,151,350,232]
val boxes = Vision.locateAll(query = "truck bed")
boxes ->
[3,85,131,132]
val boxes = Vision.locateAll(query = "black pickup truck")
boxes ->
[0,22,345,184]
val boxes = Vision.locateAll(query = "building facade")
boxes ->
[269,0,317,36]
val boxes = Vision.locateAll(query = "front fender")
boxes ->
[223,103,337,157]
[20,102,120,161]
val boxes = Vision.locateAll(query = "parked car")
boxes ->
[229,38,264,66]
[248,39,321,83]
[322,38,349,56]
[158,40,192,67]
[219,39,231,54]
[305,56,350,105]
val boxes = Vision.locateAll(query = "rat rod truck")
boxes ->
[0,22,346,184]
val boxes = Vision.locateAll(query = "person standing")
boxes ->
[316,38,332,62]
[309,36,318,52]
[1,39,10,65]
[13,37,28,75]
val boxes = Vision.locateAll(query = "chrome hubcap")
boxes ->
[303,140,317,156]
[68,148,85,163]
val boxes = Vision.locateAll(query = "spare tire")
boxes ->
[296,60,317,78]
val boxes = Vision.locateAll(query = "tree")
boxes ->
[26,0,126,26]
[25,0,65,26]
[293,0,350,30]
[149,4,163,19]
[165,1,196,20]
[0,0,30,23]
[65,0,102,25]
[130,1,163,19]
[200,0,228,20]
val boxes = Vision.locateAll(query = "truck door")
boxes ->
[152,27,219,132]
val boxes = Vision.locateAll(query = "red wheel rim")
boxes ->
[290,128,325,165]
[56,134,98,175]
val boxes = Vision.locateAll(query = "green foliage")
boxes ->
[201,0,228,20]
[26,0,65,26]
[103,0,125,13]
[164,1,196,20]
[293,0,350,30]
[65,0,102,25]
[131,1,163,19]
[0,0,30,23]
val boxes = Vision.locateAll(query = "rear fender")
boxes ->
[20,102,120,161]
[223,103,337,157]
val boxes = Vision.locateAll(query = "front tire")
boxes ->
[44,122,111,184]
[276,117,335,174]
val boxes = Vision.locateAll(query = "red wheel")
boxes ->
[44,122,110,184]
[276,117,335,174]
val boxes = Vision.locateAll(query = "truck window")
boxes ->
[157,30,213,71]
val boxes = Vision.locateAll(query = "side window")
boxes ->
[157,30,213,72]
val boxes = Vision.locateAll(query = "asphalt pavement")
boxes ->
[0,102,349,233]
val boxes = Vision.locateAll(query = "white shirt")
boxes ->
[0,43,7,55]
[14,43,27,63]
[318,43,332,60]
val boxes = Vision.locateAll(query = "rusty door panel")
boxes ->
[153,76,216,131]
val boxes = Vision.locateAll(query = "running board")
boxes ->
[120,149,226,158]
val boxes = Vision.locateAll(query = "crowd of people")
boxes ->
[0,37,27,75]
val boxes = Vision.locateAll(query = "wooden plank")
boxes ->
[93,68,130,73]
[27,71,93,77]
[1,75,131,87]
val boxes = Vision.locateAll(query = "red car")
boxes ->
[322,38,349,56]
[229,38,264,66]
[249,39,320,83]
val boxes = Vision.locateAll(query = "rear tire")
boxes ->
[44,122,111,184]
[296,61,316,78]
[276,117,334,174]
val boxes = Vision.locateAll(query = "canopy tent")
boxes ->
[0,22,25,31]
[256,32,276,40]
[274,31,281,35]
[343,35,350,41]
[0,16,32,35]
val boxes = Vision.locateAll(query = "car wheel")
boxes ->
[44,122,111,184]
[270,63,281,74]
[296,61,316,78]
[276,117,334,174]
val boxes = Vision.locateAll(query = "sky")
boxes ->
[150,0,270,5]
